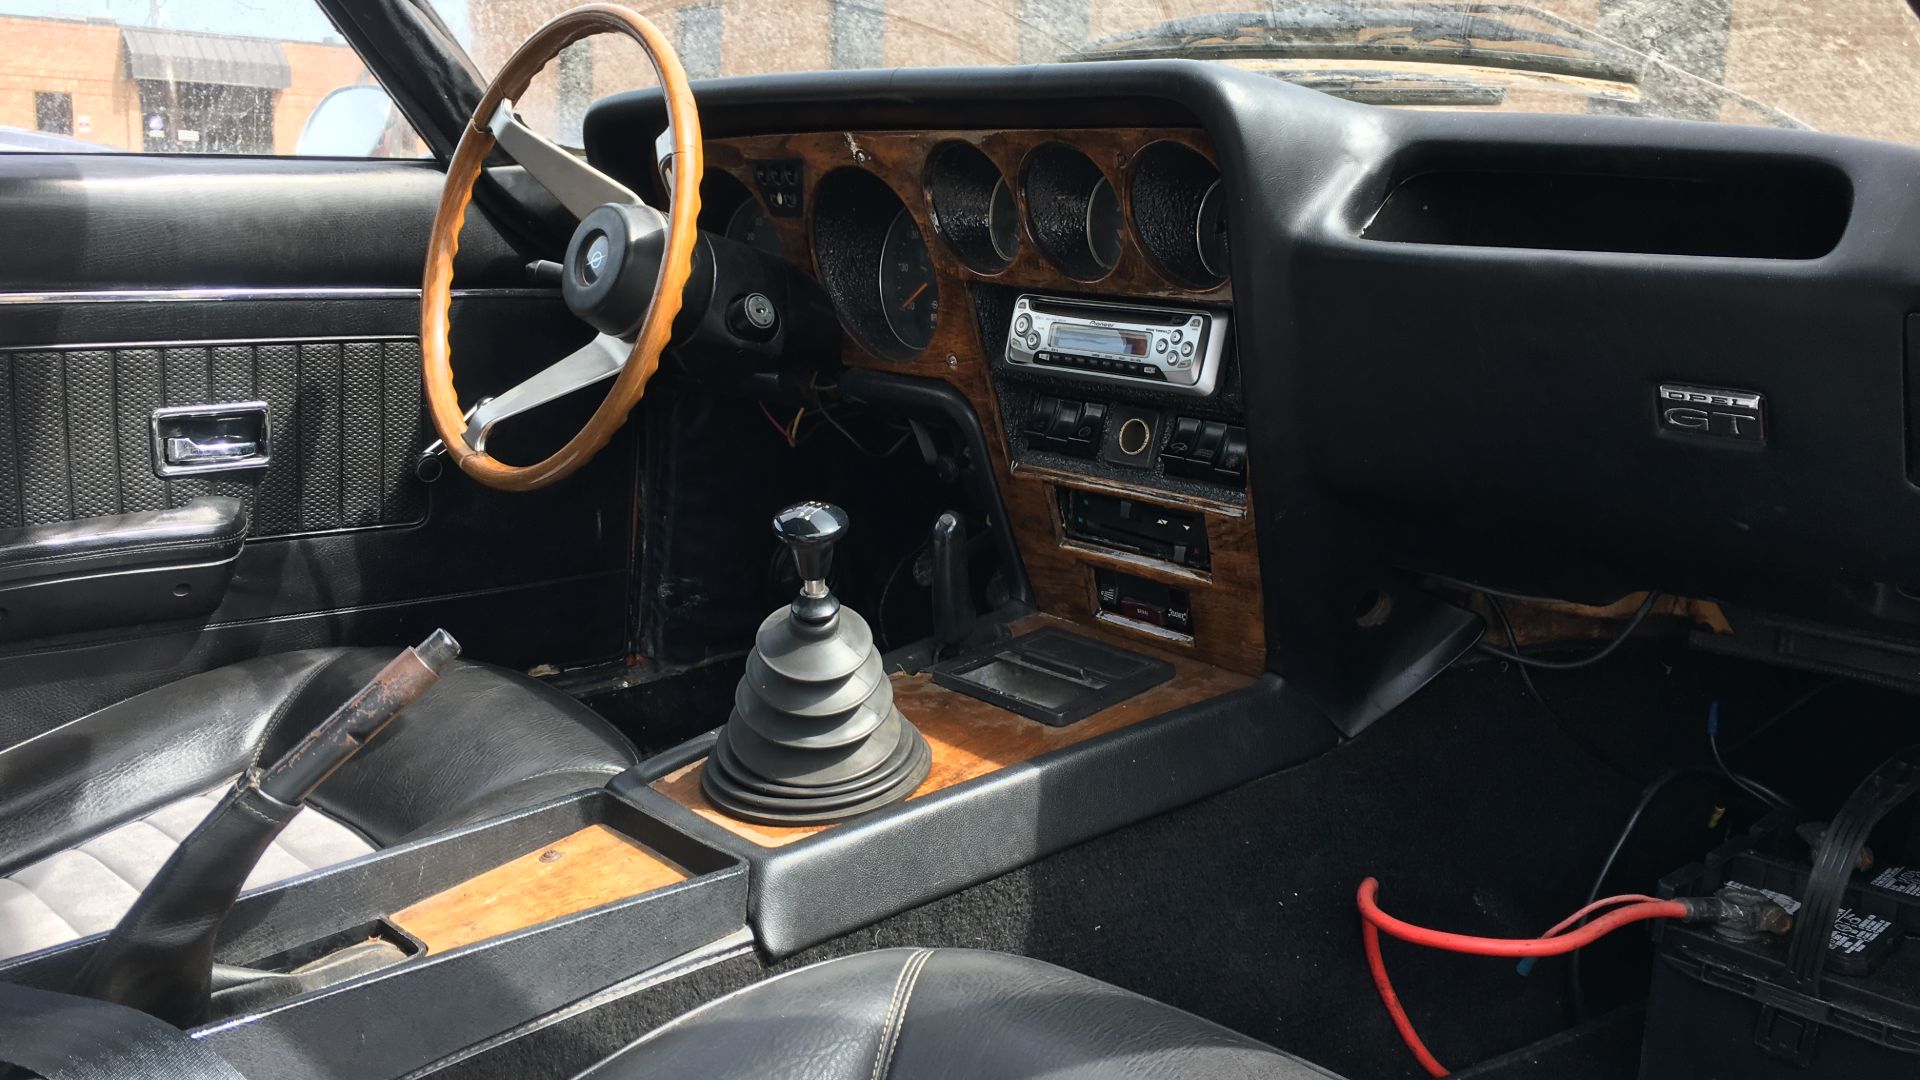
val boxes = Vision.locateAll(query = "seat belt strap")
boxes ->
[0,981,246,1080]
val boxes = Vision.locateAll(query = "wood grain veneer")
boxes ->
[707,128,1266,674]
[389,824,688,954]
[651,615,1254,848]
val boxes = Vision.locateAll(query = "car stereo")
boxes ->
[1003,295,1228,397]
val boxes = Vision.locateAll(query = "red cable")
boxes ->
[1359,878,1686,956]
[1356,878,1690,1076]
[1541,893,1664,938]
[1362,918,1450,1077]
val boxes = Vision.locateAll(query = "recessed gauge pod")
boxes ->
[927,140,1019,273]
[724,199,783,256]
[1130,141,1227,289]
[1022,142,1122,281]
[813,167,937,361]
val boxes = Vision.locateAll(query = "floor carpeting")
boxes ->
[1454,1007,1645,1080]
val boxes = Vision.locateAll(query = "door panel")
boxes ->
[0,338,426,537]
[0,156,634,740]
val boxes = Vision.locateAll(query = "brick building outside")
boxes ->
[0,13,374,153]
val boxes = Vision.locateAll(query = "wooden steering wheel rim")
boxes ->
[421,4,703,492]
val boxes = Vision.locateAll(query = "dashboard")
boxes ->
[699,127,1263,674]
[587,61,1920,724]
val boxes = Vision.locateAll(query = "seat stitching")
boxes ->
[870,949,934,1080]
[499,764,627,787]
[865,952,921,1080]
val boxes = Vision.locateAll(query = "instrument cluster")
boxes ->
[700,129,1229,365]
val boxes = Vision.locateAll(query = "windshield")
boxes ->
[436,1,1920,147]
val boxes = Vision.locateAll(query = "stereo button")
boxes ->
[1191,421,1226,466]
[1015,314,1031,334]
[1165,417,1201,458]
[1154,339,1168,354]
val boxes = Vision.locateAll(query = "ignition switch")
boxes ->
[727,292,780,341]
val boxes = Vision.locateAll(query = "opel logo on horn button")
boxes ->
[581,233,611,284]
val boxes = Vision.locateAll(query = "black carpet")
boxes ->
[1455,1007,1645,1080]
[448,644,1841,1080]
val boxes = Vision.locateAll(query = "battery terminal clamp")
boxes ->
[1687,886,1797,942]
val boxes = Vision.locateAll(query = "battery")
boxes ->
[1640,830,1920,1079]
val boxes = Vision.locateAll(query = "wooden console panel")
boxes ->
[650,615,1254,848]
[706,128,1265,676]
[389,825,688,954]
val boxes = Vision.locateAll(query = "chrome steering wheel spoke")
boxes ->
[462,333,630,453]
[487,99,639,218]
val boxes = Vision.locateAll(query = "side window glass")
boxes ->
[0,8,425,157]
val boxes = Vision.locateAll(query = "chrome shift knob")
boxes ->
[773,501,848,623]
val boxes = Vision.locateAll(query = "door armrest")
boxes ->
[0,498,249,587]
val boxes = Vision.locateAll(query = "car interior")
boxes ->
[5,2,1920,1079]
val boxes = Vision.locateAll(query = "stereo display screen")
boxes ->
[1050,324,1149,357]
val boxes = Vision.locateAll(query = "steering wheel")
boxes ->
[421,5,703,491]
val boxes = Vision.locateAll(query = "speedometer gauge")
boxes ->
[878,207,938,350]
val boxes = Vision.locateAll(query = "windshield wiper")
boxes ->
[1062,2,1806,129]
[1062,4,1645,83]
[1286,70,1507,107]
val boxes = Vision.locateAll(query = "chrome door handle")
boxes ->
[151,402,272,477]
[165,435,259,464]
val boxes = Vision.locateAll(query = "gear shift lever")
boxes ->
[775,501,845,625]
[703,502,931,824]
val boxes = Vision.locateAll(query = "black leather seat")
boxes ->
[581,948,1340,1079]
[0,647,637,961]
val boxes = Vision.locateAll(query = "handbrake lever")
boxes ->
[74,631,461,1026]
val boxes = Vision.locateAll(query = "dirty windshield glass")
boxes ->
[436,0,1920,148]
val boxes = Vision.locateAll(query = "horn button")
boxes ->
[562,202,668,338]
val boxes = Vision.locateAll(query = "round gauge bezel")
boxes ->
[1085,175,1124,271]
[1195,178,1229,280]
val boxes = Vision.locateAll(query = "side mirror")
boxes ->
[296,84,409,157]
